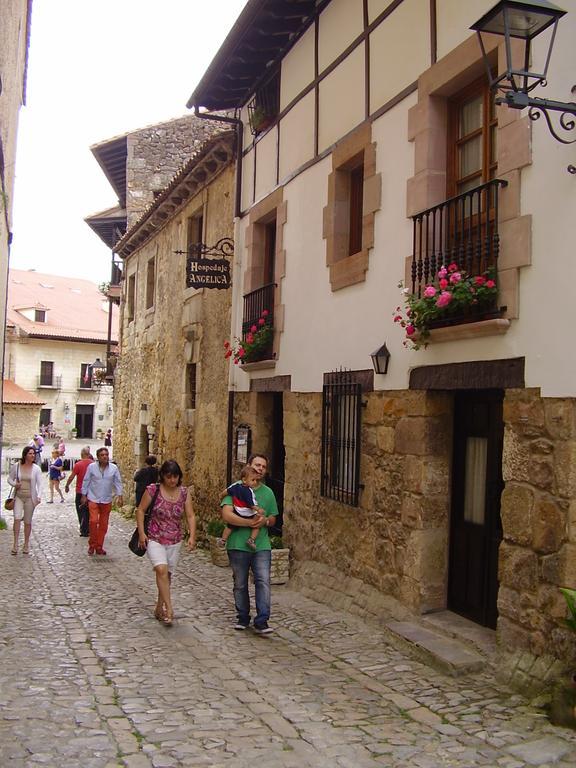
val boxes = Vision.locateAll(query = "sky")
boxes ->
[10,0,248,285]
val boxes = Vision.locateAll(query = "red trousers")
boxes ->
[88,501,111,549]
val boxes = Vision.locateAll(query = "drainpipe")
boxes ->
[192,105,243,219]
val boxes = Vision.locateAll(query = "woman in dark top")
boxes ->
[133,455,158,506]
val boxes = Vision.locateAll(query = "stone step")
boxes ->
[384,620,486,677]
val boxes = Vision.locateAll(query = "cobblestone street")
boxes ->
[1,499,576,768]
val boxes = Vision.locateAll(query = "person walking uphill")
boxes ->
[65,446,93,536]
[220,453,278,634]
[81,447,123,556]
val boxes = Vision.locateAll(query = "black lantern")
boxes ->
[471,0,575,153]
[371,343,391,375]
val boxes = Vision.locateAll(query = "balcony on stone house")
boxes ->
[410,179,508,333]
[242,283,275,364]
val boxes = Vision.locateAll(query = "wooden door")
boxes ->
[448,391,504,628]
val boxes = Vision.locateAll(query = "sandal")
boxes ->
[22,546,29,555]
[162,613,174,627]
[11,548,17,556]
[154,609,165,622]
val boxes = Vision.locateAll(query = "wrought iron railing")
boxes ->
[410,179,508,324]
[321,370,362,507]
[37,375,62,389]
[242,283,275,362]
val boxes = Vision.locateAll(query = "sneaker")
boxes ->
[96,548,107,556]
[234,622,249,631]
[253,622,274,635]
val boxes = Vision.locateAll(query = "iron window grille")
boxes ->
[247,71,280,136]
[321,370,362,506]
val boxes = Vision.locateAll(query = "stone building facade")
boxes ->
[112,131,236,519]
[187,0,576,673]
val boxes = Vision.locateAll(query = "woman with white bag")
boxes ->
[7,446,43,555]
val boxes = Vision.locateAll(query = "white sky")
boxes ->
[10,0,248,285]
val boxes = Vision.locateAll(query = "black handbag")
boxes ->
[128,484,160,556]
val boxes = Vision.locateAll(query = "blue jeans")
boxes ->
[227,549,271,628]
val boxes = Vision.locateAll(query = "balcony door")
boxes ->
[448,391,504,628]
[75,405,94,439]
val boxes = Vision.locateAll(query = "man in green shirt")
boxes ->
[221,453,278,634]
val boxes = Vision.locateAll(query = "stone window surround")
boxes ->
[244,187,287,361]
[406,34,532,323]
[322,121,381,292]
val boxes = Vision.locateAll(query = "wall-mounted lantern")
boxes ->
[371,343,391,375]
[471,0,575,161]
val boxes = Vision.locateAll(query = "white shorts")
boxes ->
[146,539,182,573]
[13,497,35,524]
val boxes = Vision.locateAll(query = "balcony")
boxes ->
[37,375,62,389]
[242,283,275,364]
[410,179,508,330]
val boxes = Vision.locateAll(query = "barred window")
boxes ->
[321,370,362,506]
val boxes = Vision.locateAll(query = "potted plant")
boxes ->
[393,262,499,350]
[249,105,274,134]
[70,427,78,439]
[270,535,290,585]
[206,518,229,567]
[224,310,273,365]
[548,588,576,729]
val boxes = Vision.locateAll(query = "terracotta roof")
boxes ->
[2,379,45,405]
[7,270,118,344]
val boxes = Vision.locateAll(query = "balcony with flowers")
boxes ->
[395,179,510,349]
[224,282,275,368]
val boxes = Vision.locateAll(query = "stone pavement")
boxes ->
[1,499,576,768]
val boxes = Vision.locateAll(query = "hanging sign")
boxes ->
[186,258,231,289]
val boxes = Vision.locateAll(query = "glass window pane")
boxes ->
[459,96,483,138]
[459,136,482,178]
[490,125,497,165]
[463,437,487,525]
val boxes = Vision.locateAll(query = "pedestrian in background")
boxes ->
[220,453,278,634]
[133,455,158,506]
[104,428,112,447]
[81,447,123,556]
[30,434,43,466]
[48,449,65,503]
[8,446,43,555]
[136,460,196,626]
[64,446,93,536]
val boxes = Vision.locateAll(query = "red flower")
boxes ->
[439,278,448,289]
[258,318,265,326]
[250,324,257,333]
[225,349,232,359]
[474,276,486,286]
[238,347,246,357]
[246,333,254,344]
[448,263,458,273]
[224,340,230,348]
[262,309,269,317]
[485,279,496,289]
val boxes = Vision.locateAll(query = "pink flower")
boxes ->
[449,272,462,284]
[439,278,448,289]
[234,359,239,365]
[423,285,437,298]
[406,324,416,336]
[393,315,402,323]
[258,318,265,326]
[438,267,447,279]
[238,347,245,358]
[224,340,230,348]
[246,333,254,344]
[436,291,453,308]
[225,349,232,359]
[485,279,496,289]
[448,263,458,273]
[474,276,486,286]
[250,324,257,333]
[262,309,269,317]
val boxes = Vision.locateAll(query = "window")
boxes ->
[34,309,46,323]
[186,212,204,256]
[348,158,364,257]
[248,70,280,135]
[127,274,136,321]
[448,78,497,197]
[321,371,362,507]
[145,257,155,310]
[39,361,54,387]
[39,408,51,429]
[186,363,197,410]
[80,363,92,389]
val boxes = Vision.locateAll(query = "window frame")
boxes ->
[145,256,156,310]
[39,360,54,387]
[127,273,136,322]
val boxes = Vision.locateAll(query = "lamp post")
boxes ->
[471,0,575,160]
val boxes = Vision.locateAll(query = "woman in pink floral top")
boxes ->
[136,460,196,626]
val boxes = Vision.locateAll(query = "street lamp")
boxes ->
[471,0,575,152]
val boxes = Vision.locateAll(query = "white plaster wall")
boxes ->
[436,0,495,61]
[318,0,364,73]
[254,129,278,202]
[367,0,394,23]
[241,148,255,212]
[318,46,366,153]
[279,91,315,183]
[4,337,113,436]
[369,0,430,111]
[280,25,315,110]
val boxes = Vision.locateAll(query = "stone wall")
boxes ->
[126,116,225,227]
[114,163,235,528]
[498,388,576,665]
[3,404,42,445]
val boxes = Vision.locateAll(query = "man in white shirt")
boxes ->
[81,447,123,556]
